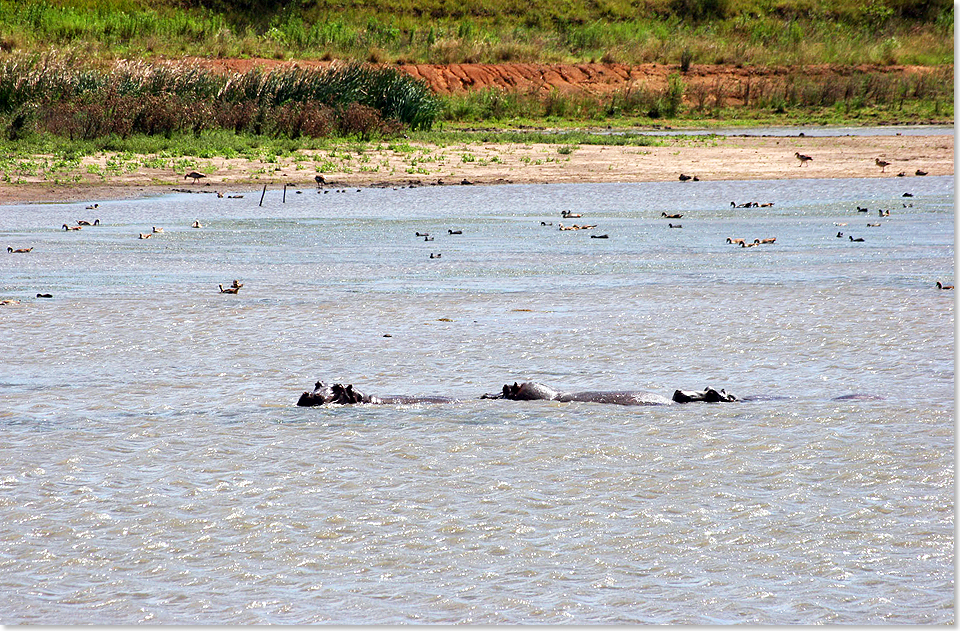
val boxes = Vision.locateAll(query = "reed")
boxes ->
[0,53,441,141]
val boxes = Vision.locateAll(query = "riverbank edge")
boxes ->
[1,132,953,205]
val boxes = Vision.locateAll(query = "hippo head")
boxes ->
[672,387,738,403]
[297,381,374,406]
[297,381,334,406]
[494,382,563,401]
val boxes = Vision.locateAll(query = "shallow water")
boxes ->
[623,124,954,137]
[0,175,953,624]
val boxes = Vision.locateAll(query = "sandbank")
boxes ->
[0,133,952,205]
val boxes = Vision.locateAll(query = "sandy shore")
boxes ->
[0,133,952,205]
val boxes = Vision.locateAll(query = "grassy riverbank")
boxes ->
[0,0,951,162]
[0,53,952,154]
[0,0,952,67]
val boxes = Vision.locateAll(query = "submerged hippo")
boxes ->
[297,381,456,407]
[297,379,878,407]
[297,380,740,407]
[482,381,736,405]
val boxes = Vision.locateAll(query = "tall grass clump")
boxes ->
[0,53,441,142]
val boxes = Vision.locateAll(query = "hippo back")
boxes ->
[563,390,674,406]
[373,395,458,405]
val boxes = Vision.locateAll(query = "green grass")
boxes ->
[0,0,952,66]
[0,0,951,153]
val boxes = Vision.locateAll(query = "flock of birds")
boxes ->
[793,152,930,178]
[2,167,951,303]
[4,195,236,300]
[671,152,943,282]
[674,152,929,185]
[416,227,464,258]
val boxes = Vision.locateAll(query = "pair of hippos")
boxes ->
[297,380,739,407]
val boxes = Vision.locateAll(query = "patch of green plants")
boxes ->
[0,53,442,144]
[0,0,951,66]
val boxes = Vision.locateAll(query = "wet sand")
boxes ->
[0,133,952,205]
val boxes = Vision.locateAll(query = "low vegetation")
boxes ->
[0,0,952,66]
[0,0,951,161]
[0,54,440,143]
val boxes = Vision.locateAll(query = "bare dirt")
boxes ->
[193,57,941,105]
